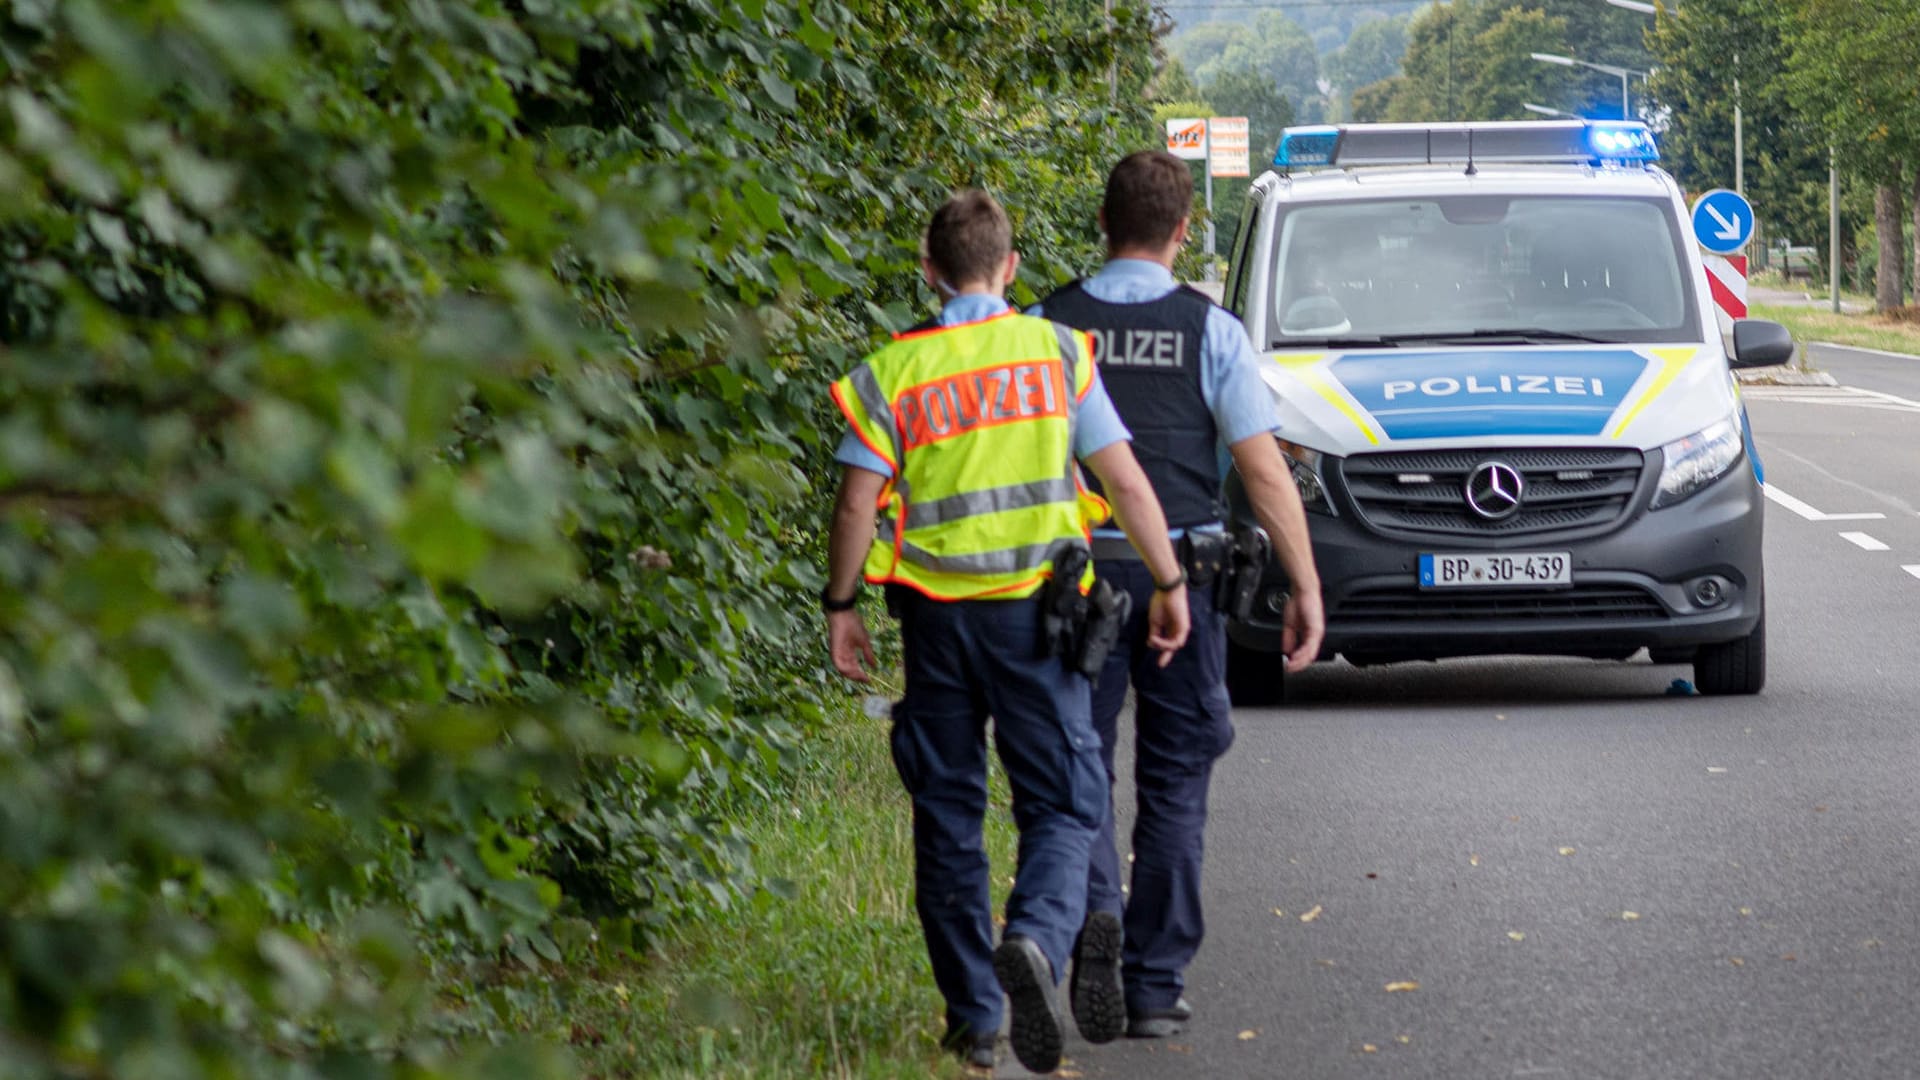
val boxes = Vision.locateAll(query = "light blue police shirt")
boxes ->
[833,293,1132,477]
[1028,258,1282,537]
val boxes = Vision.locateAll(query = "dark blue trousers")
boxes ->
[1086,558,1235,1013]
[888,588,1107,1039]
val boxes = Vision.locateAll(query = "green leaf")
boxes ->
[756,67,797,111]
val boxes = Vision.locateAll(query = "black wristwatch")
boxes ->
[820,585,860,613]
[1153,570,1188,593]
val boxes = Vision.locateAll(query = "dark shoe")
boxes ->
[1069,910,1126,1044]
[992,934,1066,1074]
[941,1028,996,1071]
[1126,997,1193,1039]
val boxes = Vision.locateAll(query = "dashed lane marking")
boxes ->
[1839,531,1890,552]
[1763,484,1886,522]
[1904,565,1920,582]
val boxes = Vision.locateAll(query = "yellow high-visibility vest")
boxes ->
[831,311,1110,601]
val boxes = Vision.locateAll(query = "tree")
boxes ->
[1197,69,1297,253]
[1326,15,1411,115]
[1194,12,1324,122]
[1155,56,1203,104]
[1204,68,1299,168]
[1170,22,1239,78]
[1382,2,1571,122]
[1644,0,1831,275]
[1782,0,1920,308]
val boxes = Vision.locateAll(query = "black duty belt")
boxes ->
[1090,530,1229,575]
[1089,528,1273,621]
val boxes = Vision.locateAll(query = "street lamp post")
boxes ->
[1530,51,1647,120]
[1522,103,1580,119]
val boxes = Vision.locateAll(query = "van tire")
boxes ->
[1693,612,1766,695]
[1226,641,1287,706]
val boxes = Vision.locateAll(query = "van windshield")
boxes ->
[1267,195,1700,346]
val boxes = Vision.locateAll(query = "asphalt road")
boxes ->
[1000,350,1920,1079]
[1803,341,1920,402]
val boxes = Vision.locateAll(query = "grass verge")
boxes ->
[1751,302,1920,360]
[526,689,1020,1079]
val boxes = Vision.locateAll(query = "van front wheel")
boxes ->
[1692,612,1766,696]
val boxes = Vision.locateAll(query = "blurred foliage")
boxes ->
[0,0,1154,1075]
[1351,0,1650,123]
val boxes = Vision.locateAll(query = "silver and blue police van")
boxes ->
[1220,120,1793,702]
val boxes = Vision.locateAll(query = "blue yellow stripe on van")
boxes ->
[1269,351,1383,445]
[1608,346,1698,438]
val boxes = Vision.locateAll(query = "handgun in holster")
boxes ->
[1042,541,1092,662]
[1072,579,1131,678]
[1224,526,1272,622]
[1041,541,1132,678]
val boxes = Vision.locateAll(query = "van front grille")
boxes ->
[1339,447,1647,538]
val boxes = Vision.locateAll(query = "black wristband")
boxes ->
[1153,570,1187,593]
[820,585,860,612]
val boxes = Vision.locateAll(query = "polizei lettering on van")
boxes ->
[1381,375,1606,400]
[1328,350,1653,440]
[1089,328,1186,369]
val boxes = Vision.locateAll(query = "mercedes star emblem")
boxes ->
[1465,461,1525,520]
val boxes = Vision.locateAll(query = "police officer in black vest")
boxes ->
[1032,150,1327,1041]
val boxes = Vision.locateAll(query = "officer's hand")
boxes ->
[828,610,879,683]
[1145,584,1191,667]
[1282,584,1326,674]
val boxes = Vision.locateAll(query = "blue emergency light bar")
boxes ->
[1273,120,1659,172]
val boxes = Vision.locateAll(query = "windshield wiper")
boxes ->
[1380,328,1617,345]
[1271,335,1397,349]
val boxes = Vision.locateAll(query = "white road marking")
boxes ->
[1849,386,1920,411]
[1810,340,1920,365]
[1742,385,1920,412]
[1839,531,1889,551]
[1904,565,1920,581]
[1763,484,1886,522]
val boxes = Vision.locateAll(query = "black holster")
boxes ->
[1223,526,1272,621]
[1042,541,1131,678]
[1178,531,1231,600]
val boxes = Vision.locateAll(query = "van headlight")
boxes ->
[1652,413,1744,509]
[1281,440,1335,515]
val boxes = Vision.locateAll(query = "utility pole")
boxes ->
[1733,56,1743,198]
[1830,148,1841,313]
[1203,121,1216,280]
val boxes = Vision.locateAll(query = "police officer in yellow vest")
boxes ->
[825,190,1191,1075]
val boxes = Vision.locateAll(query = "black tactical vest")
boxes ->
[1040,280,1222,528]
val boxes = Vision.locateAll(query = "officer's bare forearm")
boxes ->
[1229,433,1321,594]
[828,466,888,599]
[1082,443,1183,586]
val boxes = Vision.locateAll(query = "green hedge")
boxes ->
[0,1,1154,1075]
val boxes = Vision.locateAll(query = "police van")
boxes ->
[1219,120,1793,703]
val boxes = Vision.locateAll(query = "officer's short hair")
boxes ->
[1103,150,1192,252]
[924,189,1012,287]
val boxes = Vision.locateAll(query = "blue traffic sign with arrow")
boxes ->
[1691,188,1754,254]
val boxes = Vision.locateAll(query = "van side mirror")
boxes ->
[1730,319,1794,368]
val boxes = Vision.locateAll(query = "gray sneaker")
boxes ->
[1126,997,1193,1039]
